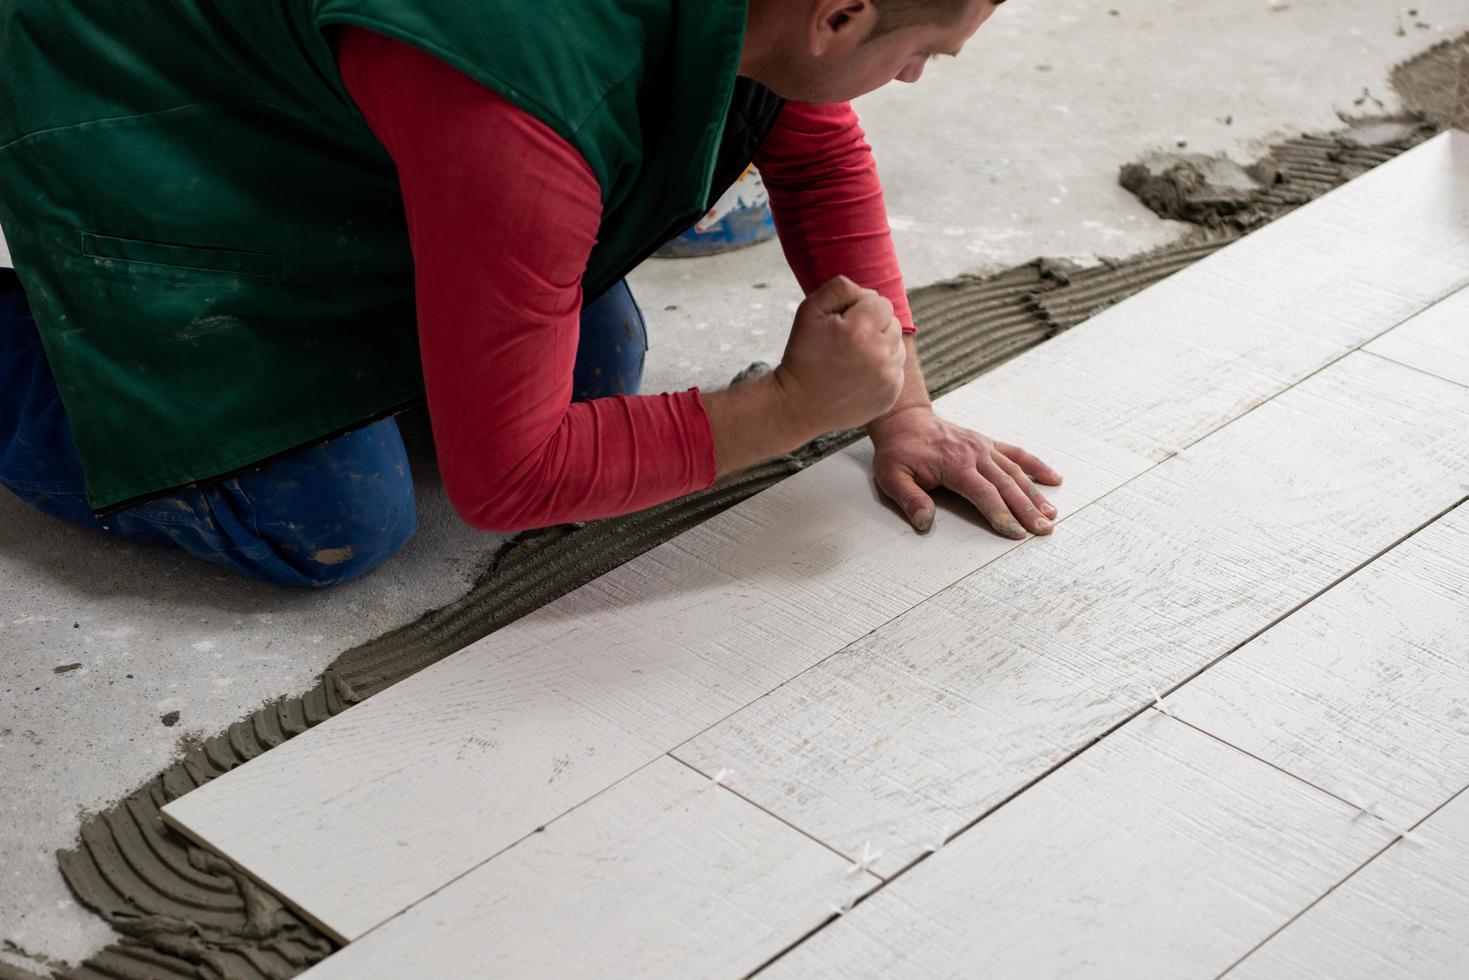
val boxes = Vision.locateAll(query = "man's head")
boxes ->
[869,0,983,37]
[741,0,1003,104]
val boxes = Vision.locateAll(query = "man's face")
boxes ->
[756,0,998,104]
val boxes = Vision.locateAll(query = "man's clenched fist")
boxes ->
[773,275,906,435]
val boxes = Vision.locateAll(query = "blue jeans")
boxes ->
[0,270,649,587]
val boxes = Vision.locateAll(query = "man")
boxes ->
[0,0,1061,588]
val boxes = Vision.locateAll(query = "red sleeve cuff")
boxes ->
[685,386,720,489]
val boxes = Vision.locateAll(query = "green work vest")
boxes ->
[0,0,764,512]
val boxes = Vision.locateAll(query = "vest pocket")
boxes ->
[82,232,281,281]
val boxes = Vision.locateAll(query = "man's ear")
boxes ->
[808,0,878,56]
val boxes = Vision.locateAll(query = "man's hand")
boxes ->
[772,274,907,434]
[703,275,906,478]
[867,405,1064,538]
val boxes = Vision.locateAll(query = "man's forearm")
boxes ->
[704,333,928,479]
[702,371,821,479]
[868,333,930,431]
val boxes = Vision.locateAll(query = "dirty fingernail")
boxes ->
[915,510,933,532]
[1036,517,1052,530]
[1006,522,1026,538]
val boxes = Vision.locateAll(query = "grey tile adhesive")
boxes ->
[15,38,1462,980]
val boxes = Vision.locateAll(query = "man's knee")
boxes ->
[228,419,420,587]
[104,419,418,588]
[283,496,418,588]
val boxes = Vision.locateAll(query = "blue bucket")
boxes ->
[655,166,776,258]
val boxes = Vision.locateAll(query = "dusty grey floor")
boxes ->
[3,0,1465,974]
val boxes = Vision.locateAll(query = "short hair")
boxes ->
[871,0,1005,37]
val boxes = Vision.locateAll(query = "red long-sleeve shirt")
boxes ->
[335,28,914,532]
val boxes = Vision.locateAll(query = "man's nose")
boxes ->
[897,59,926,84]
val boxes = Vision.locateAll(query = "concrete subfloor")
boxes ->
[2,0,1465,974]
